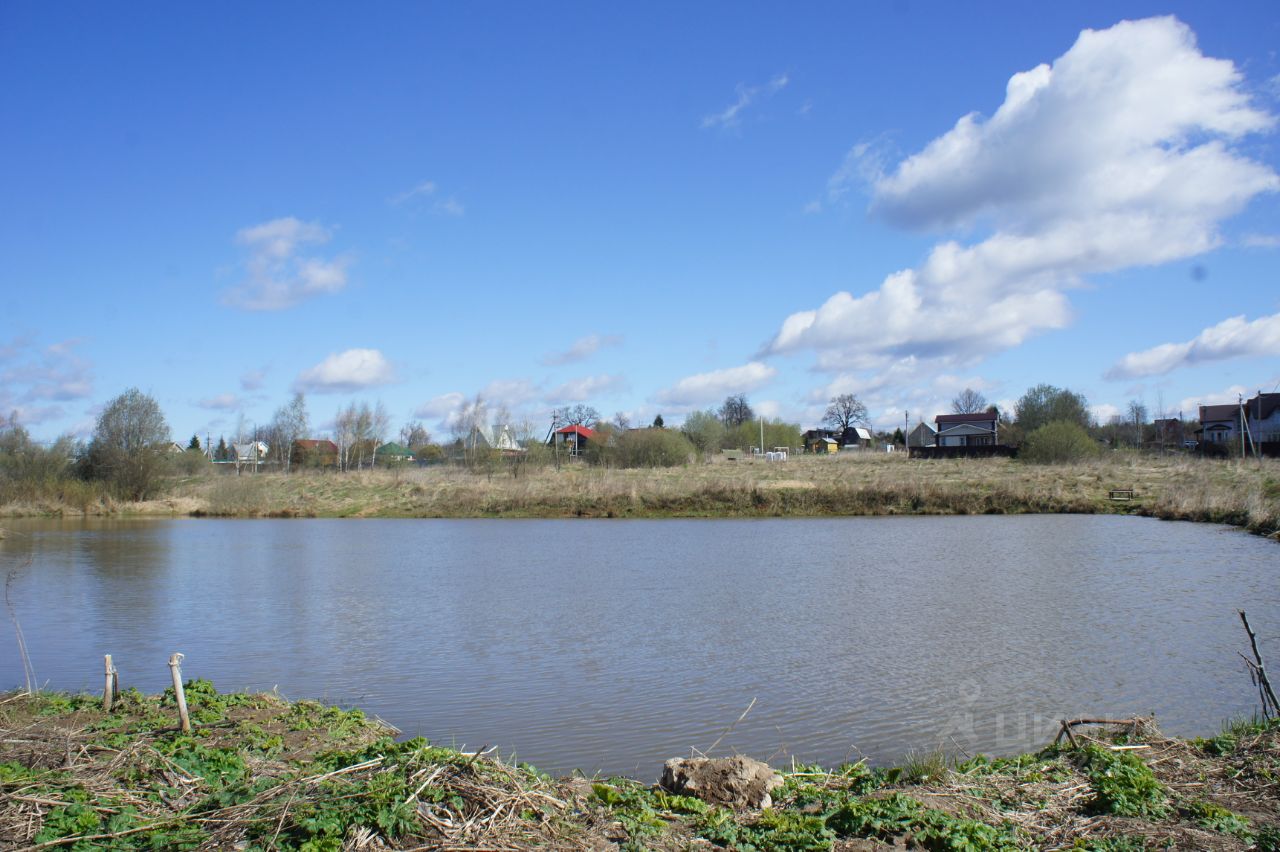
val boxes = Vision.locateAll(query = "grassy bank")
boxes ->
[2,685,1277,850]
[5,453,1277,539]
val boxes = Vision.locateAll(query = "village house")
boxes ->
[934,411,999,447]
[466,423,525,454]
[802,426,873,453]
[548,424,594,457]
[231,441,269,469]
[906,422,936,448]
[292,438,339,468]
[1197,404,1241,446]
[374,441,414,463]
[1247,392,1280,444]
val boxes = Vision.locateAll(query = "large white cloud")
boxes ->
[769,17,1277,376]
[295,349,394,393]
[541,333,623,366]
[1107,312,1280,379]
[546,374,628,403]
[224,217,351,311]
[655,361,776,406]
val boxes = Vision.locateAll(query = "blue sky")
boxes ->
[3,2,1279,443]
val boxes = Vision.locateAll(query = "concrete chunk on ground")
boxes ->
[659,755,783,809]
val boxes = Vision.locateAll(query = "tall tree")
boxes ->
[85,388,171,499]
[951,388,988,414]
[550,404,600,429]
[369,401,390,467]
[187,434,201,451]
[823,393,869,433]
[400,421,430,452]
[270,392,308,473]
[681,409,726,460]
[333,403,358,471]
[652,414,664,429]
[1013,384,1091,433]
[1127,400,1148,448]
[718,394,754,428]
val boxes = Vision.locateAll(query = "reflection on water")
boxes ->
[2,515,1277,776]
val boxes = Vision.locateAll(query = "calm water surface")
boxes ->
[2,516,1277,776]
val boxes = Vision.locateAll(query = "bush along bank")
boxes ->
[2,684,1279,850]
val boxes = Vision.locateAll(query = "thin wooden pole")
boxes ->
[168,653,191,733]
[1239,611,1279,718]
[102,655,115,713]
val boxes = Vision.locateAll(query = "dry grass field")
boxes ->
[129,452,1280,538]
[3,452,1276,539]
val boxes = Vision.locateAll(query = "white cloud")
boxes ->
[240,368,267,391]
[434,197,465,217]
[702,73,789,130]
[546,374,628,403]
[1241,232,1280,248]
[390,180,437,204]
[479,378,539,409]
[223,217,351,311]
[769,17,1277,380]
[1106,311,1280,379]
[391,180,464,216]
[295,349,394,393]
[0,337,93,406]
[541,333,623,366]
[414,392,465,421]
[197,393,241,411]
[1178,384,1251,413]
[655,361,777,406]
[1091,403,1122,423]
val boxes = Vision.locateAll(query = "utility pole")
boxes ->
[759,416,764,456]
[904,410,909,449]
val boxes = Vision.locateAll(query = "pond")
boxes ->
[2,515,1277,776]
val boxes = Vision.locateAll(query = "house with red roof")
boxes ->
[548,424,595,458]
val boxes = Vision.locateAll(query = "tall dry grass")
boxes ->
[162,452,1280,538]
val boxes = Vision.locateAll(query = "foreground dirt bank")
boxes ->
[2,686,1277,850]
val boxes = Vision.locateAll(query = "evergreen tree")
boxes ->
[215,436,228,461]
[652,413,664,428]
[187,434,201,451]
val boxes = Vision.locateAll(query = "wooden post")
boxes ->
[168,652,191,733]
[1239,611,1279,718]
[103,655,115,713]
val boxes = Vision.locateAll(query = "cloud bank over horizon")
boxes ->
[767,16,1277,400]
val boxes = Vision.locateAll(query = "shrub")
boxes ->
[1019,420,1100,465]
[610,428,695,468]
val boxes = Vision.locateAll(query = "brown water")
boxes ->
[2,515,1277,776]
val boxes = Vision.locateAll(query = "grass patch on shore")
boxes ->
[3,687,1278,850]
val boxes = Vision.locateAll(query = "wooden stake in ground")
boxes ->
[102,655,117,712]
[168,652,191,733]
[1239,610,1279,719]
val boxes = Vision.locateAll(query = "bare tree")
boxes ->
[1127,400,1148,448]
[951,388,988,414]
[823,394,868,433]
[718,394,754,428]
[271,392,308,473]
[400,421,430,451]
[369,401,390,468]
[550,404,600,429]
[613,411,632,431]
[333,403,357,471]
[449,395,489,462]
